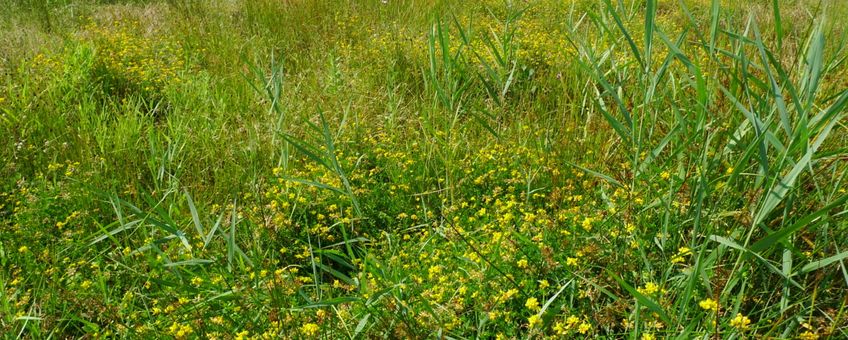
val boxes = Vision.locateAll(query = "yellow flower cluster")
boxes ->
[730,313,751,330]
[81,19,185,96]
[698,298,718,312]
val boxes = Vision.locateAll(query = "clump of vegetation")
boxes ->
[82,19,186,100]
[1,0,847,338]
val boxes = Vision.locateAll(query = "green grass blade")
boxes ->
[608,270,672,325]
[801,251,848,274]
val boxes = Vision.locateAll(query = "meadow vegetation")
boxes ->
[2,0,848,338]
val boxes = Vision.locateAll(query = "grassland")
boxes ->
[2,0,848,338]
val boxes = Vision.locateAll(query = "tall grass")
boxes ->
[1,0,847,338]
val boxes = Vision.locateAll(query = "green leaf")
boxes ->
[710,235,802,288]
[353,313,371,338]
[600,0,644,69]
[184,189,205,237]
[645,0,657,72]
[709,0,720,54]
[750,194,848,253]
[801,251,848,274]
[772,0,783,50]
[607,270,672,325]
[565,161,623,187]
[163,259,214,267]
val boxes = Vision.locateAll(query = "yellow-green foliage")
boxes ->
[2,0,848,338]
[82,19,185,97]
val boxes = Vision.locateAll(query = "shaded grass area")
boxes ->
[2,0,848,338]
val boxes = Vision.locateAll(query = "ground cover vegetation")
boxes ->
[2,0,848,338]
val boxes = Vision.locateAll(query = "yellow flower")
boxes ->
[799,330,819,340]
[528,314,542,328]
[642,333,655,340]
[301,323,319,336]
[500,288,519,302]
[553,321,567,334]
[168,322,193,339]
[638,282,660,295]
[730,313,751,330]
[517,259,529,269]
[18,246,28,253]
[581,217,594,230]
[488,311,499,321]
[566,257,578,266]
[660,171,670,179]
[578,321,592,334]
[80,280,93,290]
[525,297,540,311]
[699,298,718,312]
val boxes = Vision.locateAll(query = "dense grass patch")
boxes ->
[2,0,848,338]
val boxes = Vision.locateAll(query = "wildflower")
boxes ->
[190,277,203,287]
[566,257,578,266]
[517,259,529,269]
[538,279,550,290]
[525,297,540,311]
[638,282,660,295]
[730,313,751,330]
[578,321,592,334]
[18,246,29,253]
[553,321,567,334]
[528,314,542,328]
[672,247,692,264]
[699,298,718,312]
[642,333,655,340]
[660,171,670,180]
[799,330,819,340]
[498,288,518,302]
[301,323,319,336]
[489,231,504,243]
[80,280,93,290]
[581,217,594,230]
[488,311,499,320]
[168,322,193,339]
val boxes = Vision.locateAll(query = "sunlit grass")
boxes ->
[1,0,847,338]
